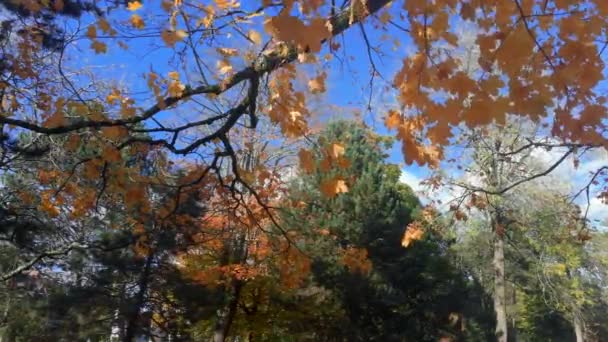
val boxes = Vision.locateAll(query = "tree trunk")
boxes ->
[124,253,154,342]
[493,232,508,342]
[574,315,585,342]
[212,281,243,342]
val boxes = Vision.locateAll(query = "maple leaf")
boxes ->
[161,30,187,47]
[130,14,145,29]
[86,25,97,39]
[106,89,121,105]
[127,1,142,11]
[91,41,107,54]
[328,143,345,159]
[98,18,112,34]
[385,110,402,130]
[340,247,372,274]
[308,72,327,94]
[298,149,315,173]
[401,222,424,248]
[320,177,348,197]
[167,71,185,97]
[264,14,331,53]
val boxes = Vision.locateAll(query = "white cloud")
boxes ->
[399,169,423,193]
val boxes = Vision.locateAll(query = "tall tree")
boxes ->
[285,121,495,341]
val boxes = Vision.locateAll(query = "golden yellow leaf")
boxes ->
[168,80,185,97]
[216,59,233,74]
[216,47,238,57]
[328,143,345,159]
[106,89,121,105]
[248,29,262,45]
[168,71,180,80]
[130,14,145,29]
[127,1,143,11]
[91,40,107,54]
[215,0,240,10]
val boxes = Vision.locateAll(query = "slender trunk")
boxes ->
[493,231,508,342]
[574,315,585,342]
[212,281,243,342]
[124,253,154,342]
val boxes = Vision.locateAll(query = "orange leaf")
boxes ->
[91,40,107,54]
[320,177,348,198]
[298,149,315,173]
[401,222,424,248]
[127,1,142,11]
[130,14,145,29]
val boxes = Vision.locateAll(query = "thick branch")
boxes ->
[0,0,391,136]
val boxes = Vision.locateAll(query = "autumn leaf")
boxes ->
[216,47,238,57]
[167,71,185,97]
[308,72,327,94]
[401,222,424,248]
[340,247,372,274]
[320,177,349,197]
[127,1,142,11]
[86,25,97,39]
[106,89,121,105]
[298,149,315,173]
[385,110,402,130]
[328,143,345,159]
[215,0,240,10]
[161,29,187,47]
[98,18,112,34]
[264,14,331,53]
[101,145,121,162]
[130,14,145,29]
[216,59,233,74]
[248,29,262,45]
[91,40,107,54]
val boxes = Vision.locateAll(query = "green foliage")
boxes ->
[285,121,495,341]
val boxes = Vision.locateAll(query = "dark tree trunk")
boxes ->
[124,253,153,342]
[212,280,243,342]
